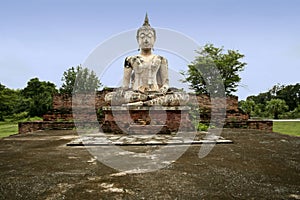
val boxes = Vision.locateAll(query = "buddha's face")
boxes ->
[137,29,156,50]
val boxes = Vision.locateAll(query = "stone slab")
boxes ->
[102,106,191,111]
[67,132,233,146]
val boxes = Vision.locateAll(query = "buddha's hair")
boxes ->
[136,13,156,39]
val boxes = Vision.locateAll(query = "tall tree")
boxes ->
[247,83,300,117]
[0,83,5,91]
[276,83,300,111]
[59,65,102,94]
[22,78,57,117]
[266,99,288,119]
[247,92,272,106]
[0,84,21,120]
[239,99,255,118]
[182,44,246,96]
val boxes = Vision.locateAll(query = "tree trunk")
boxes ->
[274,112,279,119]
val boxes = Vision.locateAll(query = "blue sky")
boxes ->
[0,0,299,100]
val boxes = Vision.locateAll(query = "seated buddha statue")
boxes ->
[105,14,189,106]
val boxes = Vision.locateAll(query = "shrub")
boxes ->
[12,111,29,121]
[197,123,209,131]
[0,112,4,121]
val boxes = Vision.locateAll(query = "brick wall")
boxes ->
[50,90,248,122]
[101,107,194,134]
[18,121,75,134]
[18,121,100,134]
[18,89,273,134]
[53,90,240,111]
[52,89,112,110]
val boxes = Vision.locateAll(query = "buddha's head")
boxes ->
[137,14,156,51]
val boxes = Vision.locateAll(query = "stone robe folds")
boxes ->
[105,55,189,106]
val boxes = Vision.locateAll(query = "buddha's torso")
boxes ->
[127,54,163,93]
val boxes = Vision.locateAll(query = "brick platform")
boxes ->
[18,121,100,134]
[101,106,195,134]
[18,90,273,134]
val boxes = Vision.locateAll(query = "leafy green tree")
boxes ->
[247,83,300,118]
[290,105,300,118]
[22,78,57,117]
[276,83,300,111]
[59,65,102,94]
[239,99,255,118]
[247,92,272,107]
[182,44,246,96]
[0,83,21,120]
[266,99,288,119]
[0,83,7,120]
[0,83,5,91]
[252,104,262,118]
[22,78,57,97]
[279,104,300,119]
[269,83,284,96]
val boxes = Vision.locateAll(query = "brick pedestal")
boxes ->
[101,106,195,134]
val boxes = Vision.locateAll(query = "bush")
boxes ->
[280,105,300,119]
[0,112,4,121]
[12,111,29,121]
[197,123,209,131]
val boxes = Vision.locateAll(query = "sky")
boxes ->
[0,0,299,100]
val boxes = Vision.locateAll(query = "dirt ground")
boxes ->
[0,129,299,200]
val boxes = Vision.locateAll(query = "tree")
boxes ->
[290,105,300,118]
[266,99,288,119]
[22,78,57,117]
[247,92,272,107]
[182,44,246,96]
[269,83,284,96]
[276,83,300,111]
[0,83,5,91]
[0,83,21,120]
[247,83,300,118]
[59,65,102,94]
[0,84,9,120]
[239,99,255,118]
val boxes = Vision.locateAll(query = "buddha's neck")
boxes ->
[140,49,152,57]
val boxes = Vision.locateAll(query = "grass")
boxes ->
[0,117,42,138]
[273,121,300,137]
[0,121,18,138]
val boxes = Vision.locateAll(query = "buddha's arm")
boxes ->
[159,57,169,93]
[123,57,132,89]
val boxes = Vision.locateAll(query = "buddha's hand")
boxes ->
[159,86,168,94]
[115,88,125,97]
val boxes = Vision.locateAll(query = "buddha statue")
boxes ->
[105,14,189,106]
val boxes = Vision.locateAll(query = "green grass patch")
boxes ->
[0,121,18,138]
[273,121,300,136]
[0,117,42,138]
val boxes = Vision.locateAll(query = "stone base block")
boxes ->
[128,125,170,135]
[101,106,195,134]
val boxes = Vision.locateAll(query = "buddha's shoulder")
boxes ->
[125,54,167,60]
[124,55,142,63]
[124,54,167,65]
[152,54,167,61]
[152,55,168,65]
